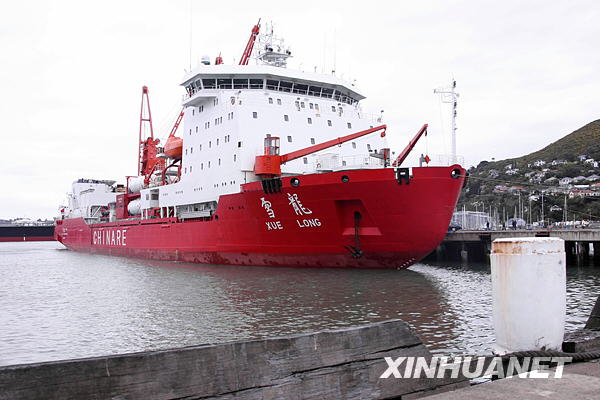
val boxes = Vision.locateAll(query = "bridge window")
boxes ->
[352,142,356,149]
[307,117,312,124]
[301,101,305,108]
[217,78,233,89]
[309,103,314,109]
[310,138,315,144]
[253,111,258,119]
[277,98,282,105]
[233,79,249,89]
[347,122,352,129]
[249,79,263,89]
[284,114,289,121]
[303,157,308,164]
[279,81,293,92]
[202,79,216,89]
[268,97,273,104]
[309,86,321,96]
[327,120,332,126]
[322,88,334,98]
[266,79,279,90]
[293,83,308,95]
[331,106,336,112]
[191,147,193,154]
[287,136,292,143]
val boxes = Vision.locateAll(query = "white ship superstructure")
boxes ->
[150,28,388,218]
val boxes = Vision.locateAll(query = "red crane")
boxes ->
[137,86,164,180]
[254,125,387,177]
[392,124,428,167]
[239,19,261,65]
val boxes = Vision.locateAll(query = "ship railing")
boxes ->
[183,86,359,106]
[313,155,384,171]
[427,154,465,166]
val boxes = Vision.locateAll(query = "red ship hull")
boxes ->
[55,166,464,269]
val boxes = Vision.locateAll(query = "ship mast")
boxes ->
[434,80,459,164]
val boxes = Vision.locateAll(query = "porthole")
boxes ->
[341,175,350,183]
[291,178,300,187]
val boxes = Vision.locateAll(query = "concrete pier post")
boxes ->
[491,237,566,354]
[460,243,468,263]
[594,242,600,263]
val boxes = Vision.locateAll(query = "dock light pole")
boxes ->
[434,80,459,164]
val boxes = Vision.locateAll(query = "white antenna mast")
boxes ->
[434,80,459,164]
[189,0,193,70]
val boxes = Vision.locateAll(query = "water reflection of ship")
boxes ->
[138,260,462,352]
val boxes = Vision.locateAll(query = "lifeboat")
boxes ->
[164,136,183,159]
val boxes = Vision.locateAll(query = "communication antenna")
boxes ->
[189,0,193,70]
[434,80,459,164]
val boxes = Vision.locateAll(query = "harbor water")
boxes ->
[1,241,598,366]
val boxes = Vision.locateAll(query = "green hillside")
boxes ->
[519,119,600,164]
[457,119,600,225]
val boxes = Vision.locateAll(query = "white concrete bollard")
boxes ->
[491,237,566,354]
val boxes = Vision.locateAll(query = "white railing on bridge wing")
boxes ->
[313,154,384,171]
[428,154,465,167]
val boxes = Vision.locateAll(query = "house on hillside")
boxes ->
[544,176,558,184]
[584,158,595,165]
[569,189,600,198]
[573,176,587,183]
[493,185,509,193]
[505,164,513,170]
[506,169,519,175]
[533,160,546,167]
[551,159,567,166]
[559,177,573,186]
[488,169,499,178]
[578,155,588,161]
[586,174,600,182]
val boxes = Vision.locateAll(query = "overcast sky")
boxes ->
[1,0,599,219]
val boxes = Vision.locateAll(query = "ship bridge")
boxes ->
[181,65,365,108]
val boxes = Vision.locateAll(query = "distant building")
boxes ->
[506,169,519,175]
[573,176,587,182]
[451,211,495,230]
[494,185,509,193]
[578,155,588,161]
[488,169,499,178]
[533,160,546,167]
[569,190,600,198]
[559,177,573,186]
[551,159,567,166]
[505,164,513,170]
[584,158,595,165]
[544,177,558,184]
[586,174,600,182]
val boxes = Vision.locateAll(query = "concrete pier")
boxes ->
[432,229,600,264]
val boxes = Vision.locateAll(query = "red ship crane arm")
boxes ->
[168,108,185,137]
[392,124,428,167]
[239,19,261,65]
[138,86,155,176]
[281,125,387,164]
[254,125,386,177]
